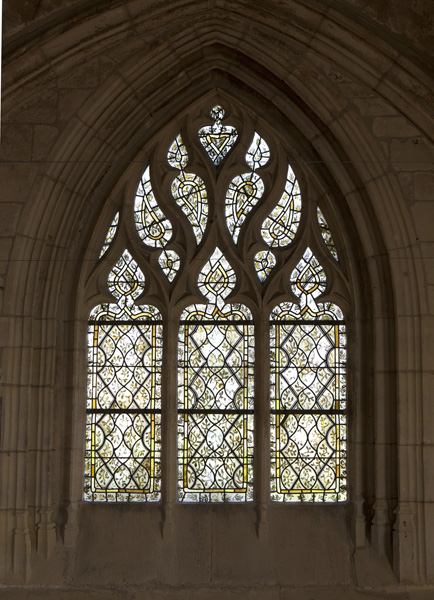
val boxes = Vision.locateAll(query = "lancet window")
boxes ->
[85,251,162,501]
[84,102,348,503]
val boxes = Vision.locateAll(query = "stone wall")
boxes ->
[1,1,434,597]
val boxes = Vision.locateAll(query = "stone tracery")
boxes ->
[86,103,348,505]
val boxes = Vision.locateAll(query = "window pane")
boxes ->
[85,250,162,502]
[85,323,162,502]
[178,321,254,502]
[270,248,347,502]
[270,321,347,502]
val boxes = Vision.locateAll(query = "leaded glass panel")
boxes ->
[317,206,338,260]
[158,249,181,282]
[178,249,254,501]
[261,165,301,248]
[254,250,276,281]
[87,102,350,506]
[85,250,162,501]
[134,166,173,247]
[169,134,208,244]
[226,132,269,244]
[198,105,238,165]
[245,133,270,170]
[226,173,264,243]
[100,212,119,258]
[270,249,347,502]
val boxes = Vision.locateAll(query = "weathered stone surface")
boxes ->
[32,125,59,160]
[0,125,33,161]
[0,238,13,273]
[58,89,93,122]
[0,204,22,237]
[414,172,434,201]
[372,117,420,138]
[391,139,434,171]
[4,88,58,124]
[58,58,100,89]
[352,97,398,116]
[424,504,434,584]
[1,0,434,596]
[410,202,434,241]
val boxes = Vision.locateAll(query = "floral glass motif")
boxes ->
[317,207,338,260]
[158,249,181,282]
[169,134,208,244]
[85,249,162,501]
[226,133,270,243]
[254,250,276,282]
[100,212,119,258]
[178,248,254,501]
[261,165,301,248]
[134,166,173,248]
[198,105,238,165]
[270,248,346,502]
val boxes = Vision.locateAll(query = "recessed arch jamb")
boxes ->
[1,54,407,579]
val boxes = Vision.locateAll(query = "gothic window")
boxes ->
[178,249,254,502]
[85,251,162,501]
[270,249,346,502]
[84,102,348,503]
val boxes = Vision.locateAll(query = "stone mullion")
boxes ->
[254,313,270,536]
[161,313,178,535]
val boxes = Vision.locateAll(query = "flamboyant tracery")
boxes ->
[85,103,347,503]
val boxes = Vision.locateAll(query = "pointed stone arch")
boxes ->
[1,1,429,588]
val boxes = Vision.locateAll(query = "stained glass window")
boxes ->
[270,249,346,502]
[169,134,208,244]
[158,249,181,282]
[317,206,338,260]
[134,166,173,247]
[260,165,301,248]
[254,250,276,281]
[86,101,349,505]
[226,134,269,243]
[198,105,238,165]
[85,250,162,501]
[178,249,254,502]
[100,212,119,258]
[253,164,302,281]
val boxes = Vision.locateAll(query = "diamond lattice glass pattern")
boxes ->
[198,105,238,165]
[270,250,346,501]
[85,250,162,501]
[179,249,254,501]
